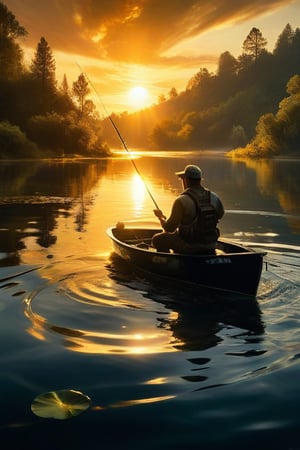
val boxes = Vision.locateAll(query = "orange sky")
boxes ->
[5,0,300,114]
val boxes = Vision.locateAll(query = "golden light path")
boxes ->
[131,174,147,215]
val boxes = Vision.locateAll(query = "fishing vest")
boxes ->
[178,188,218,244]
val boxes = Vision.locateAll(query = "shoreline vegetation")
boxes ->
[227,74,300,159]
[0,148,299,165]
[0,2,300,160]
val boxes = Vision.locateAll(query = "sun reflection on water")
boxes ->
[23,258,180,355]
[131,174,146,215]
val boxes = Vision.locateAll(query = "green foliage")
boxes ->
[0,1,27,79]
[103,22,299,154]
[27,113,67,154]
[186,68,215,91]
[286,74,300,95]
[0,39,25,79]
[274,24,294,56]
[0,121,39,158]
[151,120,179,148]
[217,51,237,78]
[27,113,110,157]
[0,3,109,158]
[72,73,90,115]
[0,1,299,159]
[30,37,56,90]
[229,75,300,158]
[0,2,27,40]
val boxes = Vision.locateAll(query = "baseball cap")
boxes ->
[175,164,202,179]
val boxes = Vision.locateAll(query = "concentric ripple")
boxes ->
[24,257,179,355]
[20,246,300,392]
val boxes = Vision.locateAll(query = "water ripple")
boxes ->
[12,245,300,398]
[23,257,178,355]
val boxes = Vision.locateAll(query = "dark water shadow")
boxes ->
[106,254,265,353]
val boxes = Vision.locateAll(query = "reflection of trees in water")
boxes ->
[243,159,300,233]
[36,205,58,248]
[28,161,107,198]
[0,161,41,196]
[0,160,108,198]
[0,160,108,263]
[0,203,70,266]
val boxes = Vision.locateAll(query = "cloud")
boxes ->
[6,0,294,64]
[70,0,294,62]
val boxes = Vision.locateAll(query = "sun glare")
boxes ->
[131,174,146,213]
[128,86,149,108]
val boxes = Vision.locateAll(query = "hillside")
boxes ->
[101,24,300,157]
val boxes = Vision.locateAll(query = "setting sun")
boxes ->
[128,86,149,108]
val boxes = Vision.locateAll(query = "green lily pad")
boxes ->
[31,389,92,420]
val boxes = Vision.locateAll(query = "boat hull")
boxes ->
[107,227,266,297]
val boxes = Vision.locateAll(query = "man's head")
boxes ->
[175,165,202,187]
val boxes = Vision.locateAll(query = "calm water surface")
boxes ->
[0,151,300,449]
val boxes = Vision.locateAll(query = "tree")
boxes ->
[216,51,237,97]
[30,37,56,89]
[0,120,38,158]
[0,2,27,79]
[82,99,98,120]
[217,51,237,77]
[277,75,300,151]
[274,23,294,56]
[291,27,300,67]
[60,74,69,96]
[236,53,253,76]
[158,93,166,103]
[229,75,300,158]
[0,2,27,39]
[286,74,300,96]
[168,87,178,99]
[186,67,214,90]
[242,27,267,61]
[72,73,90,117]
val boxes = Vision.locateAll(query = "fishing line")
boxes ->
[75,62,160,211]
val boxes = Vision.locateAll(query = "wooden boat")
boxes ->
[107,225,266,297]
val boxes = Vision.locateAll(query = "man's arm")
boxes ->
[154,198,183,232]
[211,192,224,220]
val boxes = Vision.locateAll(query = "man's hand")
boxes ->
[153,209,166,220]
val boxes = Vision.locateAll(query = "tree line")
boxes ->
[1,0,299,159]
[0,2,110,159]
[102,25,300,158]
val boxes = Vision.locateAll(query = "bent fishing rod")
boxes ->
[75,63,160,211]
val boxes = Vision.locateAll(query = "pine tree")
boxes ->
[72,73,90,116]
[242,27,267,61]
[0,1,27,79]
[30,37,56,89]
[274,23,294,56]
[217,51,237,77]
[0,2,27,40]
[60,73,69,96]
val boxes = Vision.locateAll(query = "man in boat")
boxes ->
[152,164,224,253]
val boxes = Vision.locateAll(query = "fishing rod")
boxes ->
[75,62,160,211]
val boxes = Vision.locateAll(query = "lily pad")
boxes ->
[31,389,91,420]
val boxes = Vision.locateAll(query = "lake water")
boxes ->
[0,151,300,449]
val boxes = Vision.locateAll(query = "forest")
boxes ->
[0,2,110,159]
[102,25,300,158]
[0,1,300,159]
